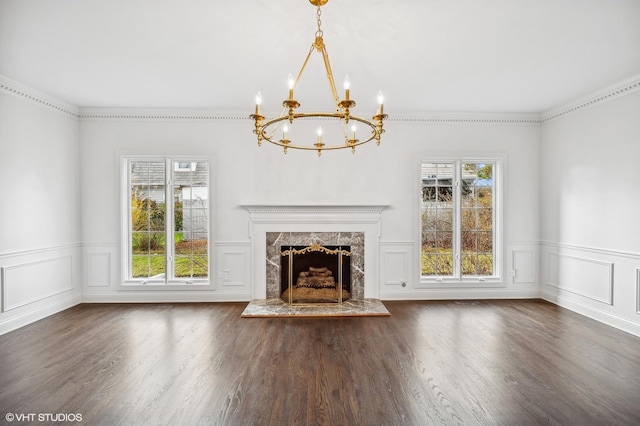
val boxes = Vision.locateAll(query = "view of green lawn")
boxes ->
[131,230,208,279]
[131,234,208,278]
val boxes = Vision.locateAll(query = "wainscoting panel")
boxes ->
[0,244,81,335]
[381,247,410,287]
[546,252,613,304]
[1,255,73,312]
[87,252,111,287]
[512,249,537,284]
[636,269,640,315]
[541,242,640,337]
[379,242,414,297]
[383,251,408,286]
[219,251,247,287]
[215,242,251,294]
[82,244,117,292]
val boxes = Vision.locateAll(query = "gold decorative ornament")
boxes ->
[250,0,387,156]
[280,243,352,257]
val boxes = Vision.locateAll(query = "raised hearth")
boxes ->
[241,298,390,317]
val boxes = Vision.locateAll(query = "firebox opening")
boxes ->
[280,245,351,304]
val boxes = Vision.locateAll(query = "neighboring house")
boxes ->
[421,163,481,203]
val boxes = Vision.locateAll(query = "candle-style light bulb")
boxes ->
[377,90,384,115]
[283,124,289,140]
[317,126,323,141]
[351,124,357,139]
[343,74,351,100]
[288,73,295,100]
[254,91,262,114]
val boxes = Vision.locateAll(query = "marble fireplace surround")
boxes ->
[267,232,363,300]
[243,205,387,300]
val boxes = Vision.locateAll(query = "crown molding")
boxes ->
[541,75,640,123]
[0,74,79,118]
[78,107,247,121]
[4,73,638,125]
[388,112,542,125]
[78,107,542,125]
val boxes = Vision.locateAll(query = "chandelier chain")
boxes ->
[315,6,323,38]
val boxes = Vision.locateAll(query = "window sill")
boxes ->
[120,281,212,291]
[416,278,505,289]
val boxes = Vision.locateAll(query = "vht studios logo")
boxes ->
[5,412,83,422]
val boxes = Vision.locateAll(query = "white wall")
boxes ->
[4,71,639,337]
[0,76,82,334]
[79,109,541,302]
[540,80,640,336]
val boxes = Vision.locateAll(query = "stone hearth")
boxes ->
[241,298,390,317]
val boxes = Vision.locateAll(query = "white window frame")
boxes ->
[417,155,504,287]
[120,156,212,289]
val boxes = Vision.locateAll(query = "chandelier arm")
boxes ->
[319,42,340,109]
[295,44,317,87]
[261,106,289,141]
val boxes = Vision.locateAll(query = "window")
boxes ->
[122,158,210,285]
[421,159,501,283]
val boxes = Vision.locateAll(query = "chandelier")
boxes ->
[250,0,387,156]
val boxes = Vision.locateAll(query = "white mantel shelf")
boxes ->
[241,205,388,215]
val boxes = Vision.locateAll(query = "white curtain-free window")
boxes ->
[420,159,502,284]
[122,157,210,286]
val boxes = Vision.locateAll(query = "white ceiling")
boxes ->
[1,0,639,114]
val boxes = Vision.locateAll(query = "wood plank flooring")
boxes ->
[0,300,639,425]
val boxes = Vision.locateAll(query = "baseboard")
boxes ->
[542,290,640,338]
[0,294,81,336]
[82,292,251,303]
[381,287,541,300]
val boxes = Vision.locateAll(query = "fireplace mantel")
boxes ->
[241,205,387,221]
[242,205,388,300]
[242,205,387,212]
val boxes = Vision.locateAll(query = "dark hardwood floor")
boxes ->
[0,300,639,425]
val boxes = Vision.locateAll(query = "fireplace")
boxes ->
[266,232,364,301]
[243,205,387,301]
[280,244,352,304]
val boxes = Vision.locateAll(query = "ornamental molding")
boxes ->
[0,75,79,118]
[541,75,640,123]
[387,112,541,125]
[78,108,246,121]
[78,108,542,124]
[79,109,542,124]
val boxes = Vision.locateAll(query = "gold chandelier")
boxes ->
[250,0,387,156]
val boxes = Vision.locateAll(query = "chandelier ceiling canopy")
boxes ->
[250,0,387,156]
